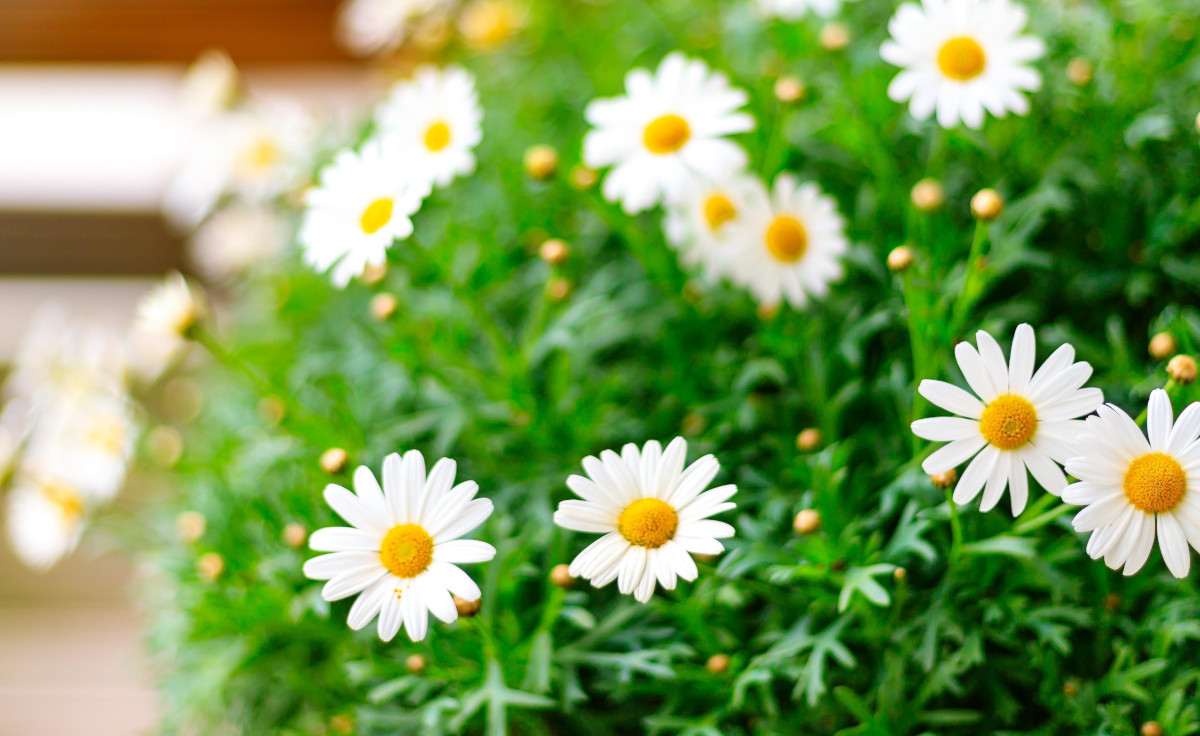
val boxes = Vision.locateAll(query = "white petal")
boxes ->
[433,498,493,543]
[434,539,496,564]
[1008,324,1036,395]
[309,527,380,552]
[1147,389,1174,452]
[428,560,481,600]
[304,551,379,580]
[324,484,388,536]
[918,380,985,419]
[953,446,997,505]
[1020,445,1068,495]
[923,436,987,474]
[1158,512,1191,578]
[347,576,393,630]
[912,416,980,442]
[322,566,387,602]
[1122,515,1157,576]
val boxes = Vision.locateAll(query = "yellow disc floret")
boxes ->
[380,524,434,578]
[643,114,691,155]
[424,121,452,152]
[360,198,395,235]
[765,215,808,263]
[937,37,987,81]
[1123,453,1187,514]
[618,498,678,549]
[702,193,737,231]
[979,394,1038,450]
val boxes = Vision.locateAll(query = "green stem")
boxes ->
[900,267,929,454]
[949,220,990,334]
[947,491,964,563]
[1013,501,1074,536]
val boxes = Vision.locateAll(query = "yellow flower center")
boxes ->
[618,498,678,549]
[380,524,434,578]
[41,480,85,520]
[1123,453,1187,514]
[237,137,279,175]
[424,121,452,152]
[86,414,127,455]
[937,37,987,81]
[360,198,395,235]
[765,215,808,263]
[979,394,1038,450]
[702,193,737,231]
[643,114,691,155]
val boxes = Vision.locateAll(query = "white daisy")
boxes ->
[1063,390,1200,578]
[5,477,87,572]
[913,324,1104,515]
[7,309,127,405]
[880,0,1045,129]
[303,450,495,642]
[190,204,287,281]
[554,437,737,603]
[375,66,483,189]
[582,52,756,214]
[337,0,454,57]
[663,175,758,281]
[21,392,137,503]
[755,0,845,20]
[299,141,430,287]
[725,174,848,309]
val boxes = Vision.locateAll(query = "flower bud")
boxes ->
[796,428,823,452]
[773,75,805,103]
[176,511,206,543]
[370,293,398,321]
[550,563,574,588]
[539,238,569,265]
[569,165,598,190]
[1141,723,1163,736]
[1067,57,1093,86]
[705,653,730,674]
[454,595,482,618]
[546,277,572,301]
[524,144,559,180]
[1168,354,1197,385]
[330,715,355,735]
[406,654,427,674]
[819,22,850,51]
[910,178,944,211]
[887,246,915,273]
[320,447,349,474]
[283,523,308,549]
[793,509,821,535]
[930,468,958,489]
[971,189,1004,220]
[1149,332,1177,361]
[197,552,224,582]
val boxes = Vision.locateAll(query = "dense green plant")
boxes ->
[130,0,1200,734]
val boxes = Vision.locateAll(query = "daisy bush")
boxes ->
[82,0,1200,734]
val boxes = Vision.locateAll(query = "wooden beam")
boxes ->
[0,211,185,276]
[0,0,354,64]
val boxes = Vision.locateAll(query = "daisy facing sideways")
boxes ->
[1064,390,1200,578]
[583,53,755,214]
[726,173,848,309]
[304,451,495,642]
[663,175,759,282]
[299,141,430,287]
[880,0,1045,129]
[912,324,1103,516]
[554,437,737,603]
[375,65,483,189]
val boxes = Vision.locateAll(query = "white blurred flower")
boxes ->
[726,174,848,309]
[300,141,430,287]
[880,0,1045,129]
[663,175,759,282]
[179,49,240,119]
[5,477,87,572]
[375,66,483,189]
[164,99,315,228]
[583,53,755,214]
[6,309,127,406]
[337,0,456,57]
[190,204,287,281]
[21,392,137,504]
[129,272,204,381]
[755,0,846,19]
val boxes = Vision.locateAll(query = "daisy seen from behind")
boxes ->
[303,450,495,642]
[583,53,755,214]
[912,324,1103,515]
[554,437,737,603]
[375,65,483,189]
[1063,390,1200,578]
[880,0,1045,129]
[726,173,848,309]
[299,141,430,287]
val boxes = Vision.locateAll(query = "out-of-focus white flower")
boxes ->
[190,204,288,281]
[726,174,849,309]
[663,175,759,282]
[21,392,138,504]
[164,99,315,228]
[300,141,430,287]
[5,477,87,572]
[6,309,127,406]
[583,53,755,214]
[337,0,456,57]
[179,49,240,119]
[129,272,205,381]
[375,66,483,189]
[755,0,846,19]
[880,0,1045,129]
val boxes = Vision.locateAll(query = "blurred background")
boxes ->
[0,2,383,731]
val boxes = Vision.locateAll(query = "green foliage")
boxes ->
[130,0,1200,734]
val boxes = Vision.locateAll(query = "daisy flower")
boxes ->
[663,175,758,281]
[726,174,848,309]
[299,141,430,287]
[375,66,483,189]
[913,324,1103,515]
[880,0,1045,129]
[190,204,287,281]
[337,0,454,57]
[135,271,204,341]
[1063,390,1200,578]
[755,0,845,20]
[303,451,495,642]
[22,393,137,503]
[582,53,756,214]
[554,437,737,603]
[5,477,87,571]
